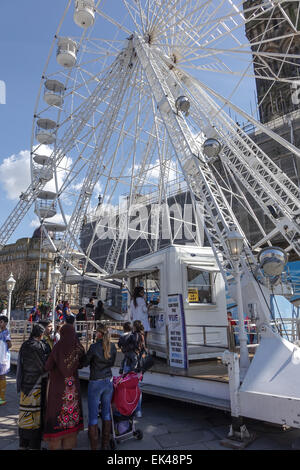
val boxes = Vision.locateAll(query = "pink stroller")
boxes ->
[110,372,143,448]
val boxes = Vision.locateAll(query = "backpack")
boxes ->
[137,350,154,373]
[118,333,136,354]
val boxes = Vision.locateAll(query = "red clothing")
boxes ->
[43,325,85,440]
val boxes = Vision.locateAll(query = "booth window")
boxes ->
[132,270,160,305]
[187,267,214,304]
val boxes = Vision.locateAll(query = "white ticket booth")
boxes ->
[121,245,228,367]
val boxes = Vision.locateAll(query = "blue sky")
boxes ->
[0,1,68,242]
[0,0,258,244]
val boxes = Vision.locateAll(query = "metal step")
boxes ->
[139,382,231,411]
[11,352,230,411]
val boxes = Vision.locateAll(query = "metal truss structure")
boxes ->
[1,0,300,322]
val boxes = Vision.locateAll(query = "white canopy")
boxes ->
[107,267,159,280]
[187,264,220,273]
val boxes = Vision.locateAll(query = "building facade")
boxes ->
[0,227,80,312]
[243,0,300,123]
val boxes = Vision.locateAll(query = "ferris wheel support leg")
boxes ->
[234,261,250,380]
[221,351,255,449]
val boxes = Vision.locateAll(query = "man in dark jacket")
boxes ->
[39,319,54,356]
[85,298,95,321]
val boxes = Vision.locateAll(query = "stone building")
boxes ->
[0,227,80,311]
[208,1,300,259]
[236,1,300,257]
[243,0,300,123]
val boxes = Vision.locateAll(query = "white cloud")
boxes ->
[30,213,71,228]
[94,181,102,196]
[0,150,31,200]
[0,145,73,201]
[30,218,40,229]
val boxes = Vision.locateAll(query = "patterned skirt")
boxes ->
[18,384,42,432]
[43,375,84,440]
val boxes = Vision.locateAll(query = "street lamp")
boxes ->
[226,230,250,380]
[6,273,16,322]
[51,264,61,331]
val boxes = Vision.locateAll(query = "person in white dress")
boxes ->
[130,286,151,346]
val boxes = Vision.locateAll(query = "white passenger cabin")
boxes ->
[124,244,228,366]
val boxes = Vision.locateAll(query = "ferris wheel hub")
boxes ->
[203,138,222,159]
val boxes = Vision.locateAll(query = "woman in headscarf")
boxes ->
[43,323,85,450]
[17,323,47,450]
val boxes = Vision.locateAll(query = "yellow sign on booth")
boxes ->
[188,288,199,303]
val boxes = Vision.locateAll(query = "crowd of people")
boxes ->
[227,311,257,346]
[28,298,106,324]
[0,287,152,451]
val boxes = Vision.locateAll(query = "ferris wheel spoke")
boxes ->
[103,109,162,269]
[63,47,138,253]
[83,65,143,263]
[211,159,270,245]
[150,98,175,205]
[147,0,169,33]
[55,62,124,132]
[124,0,146,35]
[152,0,189,33]
[156,0,236,50]
[73,54,119,75]
[277,3,299,33]
[151,0,192,47]
[55,99,139,217]
[94,7,132,35]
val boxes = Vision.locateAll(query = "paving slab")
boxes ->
[155,429,216,448]
[203,439,233,450]
[166,442,208,451]
[1,369,300,451]
[245,437,288,451]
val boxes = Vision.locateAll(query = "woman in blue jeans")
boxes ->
[81,323,116,450]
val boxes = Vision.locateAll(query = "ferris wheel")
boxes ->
[2,0,300,297]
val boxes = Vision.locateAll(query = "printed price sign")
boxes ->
[167,294,188,369]
[188,288,199,303]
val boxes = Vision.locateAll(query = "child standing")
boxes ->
[118,321,133,374]
[121,320,146,418]
[0,315,12,405]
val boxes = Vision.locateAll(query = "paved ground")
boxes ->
[2,369,300,451]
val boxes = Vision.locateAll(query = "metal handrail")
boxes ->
[8,319,125,352]
[8,318,300,355]
[185,324,231,350]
